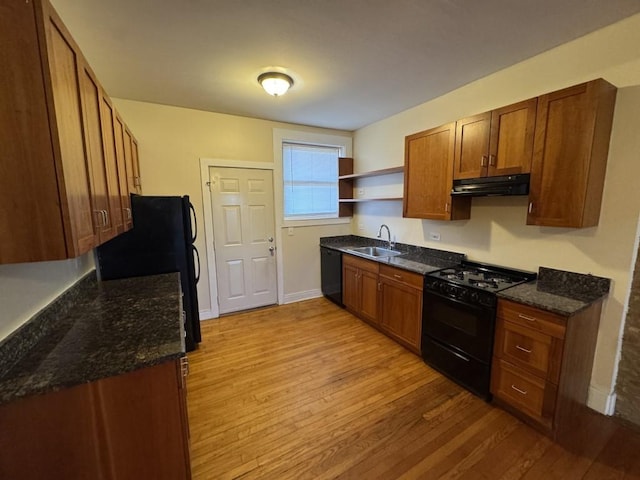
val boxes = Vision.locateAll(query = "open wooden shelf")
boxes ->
[338,158,404,217]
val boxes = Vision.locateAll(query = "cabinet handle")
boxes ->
[528,202,533,214]
[516,345,532,354]
[488,154,496,166]
[103,210,109,226]
[94,210,106,227]
[511,385,528,395]
[378,282,381,291]
[393,274,402,279]
[445,202,449,213]
[481,155,488,167]
[518,314,537,322]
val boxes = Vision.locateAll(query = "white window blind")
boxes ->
[283,143,340,220]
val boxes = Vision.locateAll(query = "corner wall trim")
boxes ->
[199,309,216,321]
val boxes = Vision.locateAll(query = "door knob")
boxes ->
[268,237,274,242]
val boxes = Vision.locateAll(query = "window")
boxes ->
[282,142,340,220]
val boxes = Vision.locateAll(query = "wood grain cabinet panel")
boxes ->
[113,113,134,229]
[492,298,603,441]
[342,255,379,326]
[404,123,471,221]
[527,79,617,228]
[0,359,191,480]
[454,98,537,180]
[379,266,423,354]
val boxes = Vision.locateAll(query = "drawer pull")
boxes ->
[394,274,402,279]
[511,385,528,395]
[515,345,532,354]
[518,314,537,322]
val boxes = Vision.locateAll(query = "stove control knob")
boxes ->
[469,291,479,304]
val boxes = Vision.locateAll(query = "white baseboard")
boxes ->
[587,385,617,415]
[284,289,323,304]
[199,309,217,321]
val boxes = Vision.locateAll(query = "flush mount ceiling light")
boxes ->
[258,72,294,97]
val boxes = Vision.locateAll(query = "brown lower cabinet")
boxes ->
[343,254,423,354]
[378,264,423,354]
[491,298,602,440]
[343,254,380,325]
[0,359,191,480]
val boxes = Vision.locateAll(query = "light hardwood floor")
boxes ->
[186,297,640,479]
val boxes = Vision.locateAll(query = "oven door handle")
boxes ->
[437,340,471,362]
[423,289,494,313]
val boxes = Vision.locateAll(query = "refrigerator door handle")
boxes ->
[189,203,197,243]
[193,245,200,284]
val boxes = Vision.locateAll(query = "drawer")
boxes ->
[343,253,379,274]
[379,264,423,290]
[491,359,556,425]
[495,317,562,384]
[497,299,566,339]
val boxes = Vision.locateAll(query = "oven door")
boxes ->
[422,290,496,363]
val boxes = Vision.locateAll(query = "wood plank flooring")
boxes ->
[186,297,640,479]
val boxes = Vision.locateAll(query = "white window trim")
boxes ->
[273,128,353,228]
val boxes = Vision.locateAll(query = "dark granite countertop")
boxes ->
[498,266,611,316]
[0,272,184,405]
[320,235,464,275]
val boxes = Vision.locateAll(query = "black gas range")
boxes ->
[422,261,536,400]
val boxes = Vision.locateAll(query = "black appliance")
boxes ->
[320,246,342,306]
[422,261,536,399]
[451,173,530,197]
[96,195,201,351]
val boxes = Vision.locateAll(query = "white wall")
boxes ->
[353,13,640,412]
[112,99,351,317]
[0,253,94,341]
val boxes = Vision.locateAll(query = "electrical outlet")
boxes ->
[358,223,365,231]
[429,232,441,241]
[288,227,294,236]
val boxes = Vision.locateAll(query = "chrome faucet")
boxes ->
[377,224,395,250]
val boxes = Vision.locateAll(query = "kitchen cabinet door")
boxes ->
[95,360,191,480]
[0,381,106,480]
[453,99,536,180]
[453,112,491,179]
[114,113,134,229]
[123,127,137,195]
[527,79,616,228]
[79,62,115,244]
[131,136,143,194]
[404,123,470,221]
[379,268,423,354]
[100,93,125,234]
[342,255,379,326]
[488,98,537,176]
[342,261,360,313]
[44,5,97,256]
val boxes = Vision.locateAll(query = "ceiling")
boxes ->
[50,0,640,131]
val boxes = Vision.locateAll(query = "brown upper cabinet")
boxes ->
[453,98,537,179]
[527,79,617,228]
[404,123,471,220]
[0,0,140,263]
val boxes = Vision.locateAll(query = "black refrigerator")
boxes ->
[96,195,201,351]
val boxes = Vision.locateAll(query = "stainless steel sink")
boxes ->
[347,246,403,258]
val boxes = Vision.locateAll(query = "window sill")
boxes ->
[282,217,351,228]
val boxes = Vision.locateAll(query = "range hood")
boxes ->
[451,174,530,197]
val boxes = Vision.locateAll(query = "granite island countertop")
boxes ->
[0,272,184,405]
[498,266,611,316]
[320,235,464,275]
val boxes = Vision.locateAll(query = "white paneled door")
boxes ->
[209,167,277,314]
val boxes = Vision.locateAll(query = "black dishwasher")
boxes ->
[320,246,343,306]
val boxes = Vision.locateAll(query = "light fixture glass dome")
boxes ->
[258,72,294,96]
